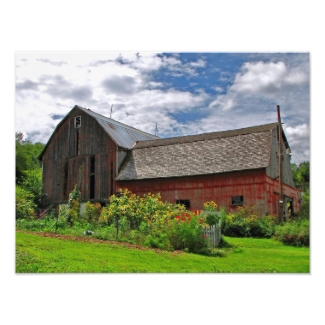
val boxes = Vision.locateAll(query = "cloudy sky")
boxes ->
[15,52,309,164]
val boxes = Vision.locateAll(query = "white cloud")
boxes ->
[15,52,211,144]
[214,86,223,93]
[15,53,309,164]
[209,95,235,110]
[231,61,308,95]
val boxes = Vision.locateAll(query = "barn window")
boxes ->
[176,199,191,209]
[231,196,244,206]
[90,155,95,199]
[74,116,81,128]
[90,155,95,174]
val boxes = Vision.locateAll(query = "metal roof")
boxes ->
[76,106,159,149]
[38,105,159,160]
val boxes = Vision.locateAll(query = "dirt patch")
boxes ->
[16,230,184,255]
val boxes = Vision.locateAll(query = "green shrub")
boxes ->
[83,201,102,224]
[127,230,146,245]
[144,233,172,250]
[274,218,309,246]
[99,189,186,229]
[19,169,43,208]
[139,221,150,235]
[16,185,36,220]
[296,188,310,219]
[93,225,116,240]
[165,213,208,253]
[58,185,81,225]
[221,206,277,238]
[16,218,57,232]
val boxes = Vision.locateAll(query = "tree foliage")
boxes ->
[16,132,45,215]
[16,132,45,183]
[16,185,37,219]
[291,161,309,191]
[291,161,310,219]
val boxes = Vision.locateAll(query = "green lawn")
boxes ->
[15,231,310,273]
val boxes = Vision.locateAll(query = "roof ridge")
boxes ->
[76,105,159,139]
[133,122,278,149]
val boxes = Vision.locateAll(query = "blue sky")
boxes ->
[15,52,310,164]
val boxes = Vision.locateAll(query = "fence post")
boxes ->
[216,218,221,247]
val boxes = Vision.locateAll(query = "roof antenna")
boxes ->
[155,123,158,136]
[110,104,113,118]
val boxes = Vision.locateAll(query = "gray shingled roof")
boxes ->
[116,123,278,180]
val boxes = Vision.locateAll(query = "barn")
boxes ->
[39,105,300,217]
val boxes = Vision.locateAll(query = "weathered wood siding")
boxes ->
[41,107,117,204]
[266,127,295,187]
[265,176,300,215]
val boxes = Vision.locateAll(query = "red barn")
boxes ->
[39,105,300,217]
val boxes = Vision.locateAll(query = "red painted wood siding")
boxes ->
[117,168,300,215]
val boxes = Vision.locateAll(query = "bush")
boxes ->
[58,185,81,225]
[17,188,236,255]
[83,201,102,224]
[19,169,43,208]
[165,212,208,253]
[274,218,309,247]
[99,189,187,229]
[93,225,116,241]
[221,206,277,238]
[296,188,310,219]
[16,185,36,219]
[144,234,172,251]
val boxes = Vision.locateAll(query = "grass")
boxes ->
[15,231,310,273]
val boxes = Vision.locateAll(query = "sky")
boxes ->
[15,52,310,165]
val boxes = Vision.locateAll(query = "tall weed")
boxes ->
[274,218,309,247]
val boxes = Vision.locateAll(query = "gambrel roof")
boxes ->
[75,106,159,149]
[116,123,282,180]
[39,105,159,159]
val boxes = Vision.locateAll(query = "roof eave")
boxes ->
[116,166,269,182]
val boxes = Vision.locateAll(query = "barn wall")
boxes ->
[117,169,274,215]
[41,108,117,204]
[267,127,295,187]
[265,176,300,215]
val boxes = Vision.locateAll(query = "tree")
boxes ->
[15,132,45,183]
[291,161,310,218]
[19,169,43,207]
[291,161,309,191]
[16,132,45,214]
